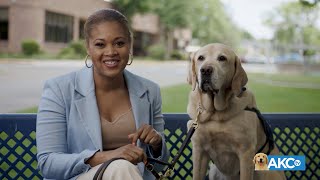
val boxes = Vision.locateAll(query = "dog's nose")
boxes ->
[200,66,213,76]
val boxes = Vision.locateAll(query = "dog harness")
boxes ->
[239,87,275,155]
[245,106,275,155]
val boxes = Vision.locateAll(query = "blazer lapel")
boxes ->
[124,70,151,175]
[74,68,103,150]
[124,70,150,133]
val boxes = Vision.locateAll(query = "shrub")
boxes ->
[147,44,165,60]
[171,50,187,60]
[58,40,86,59]
[69,40,86,56]
[21,40,40,56]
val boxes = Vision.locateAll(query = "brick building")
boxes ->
[0,0,191,55]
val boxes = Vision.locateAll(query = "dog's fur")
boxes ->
[186,43,286,180]
[253,153,269,171]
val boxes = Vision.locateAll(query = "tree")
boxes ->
[265,1,320,47]
[151,0,193,59]
[300,0,320,7]
[190,0,241,48]
[111,0,152,20]
[111,0,242,59]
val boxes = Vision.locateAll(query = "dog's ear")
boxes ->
[253,155,256,164]
[231,56,248,96]
[265,156,268,165]
[187,52,193,85]
[187,52,197,91]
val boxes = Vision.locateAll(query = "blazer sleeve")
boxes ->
[36,79,97,179]
[146,84,170,171]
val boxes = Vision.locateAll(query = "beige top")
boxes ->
[100,108,136,150]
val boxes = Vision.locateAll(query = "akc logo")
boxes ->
[267,155,305,171]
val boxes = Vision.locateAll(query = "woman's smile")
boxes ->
[102,58,120,68]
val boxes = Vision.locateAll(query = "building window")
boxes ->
[79,19,86,39]
[0,7,9,40]
[133,31,153,56]
[45,11,73,43]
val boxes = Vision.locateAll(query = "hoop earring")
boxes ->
[85,55,93,68]
[127,53,133,65]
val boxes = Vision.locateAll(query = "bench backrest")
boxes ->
[1,113,320,179]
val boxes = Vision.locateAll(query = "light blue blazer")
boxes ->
[36,67,169,180]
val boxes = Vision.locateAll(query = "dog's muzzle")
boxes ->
[200,66,218,93]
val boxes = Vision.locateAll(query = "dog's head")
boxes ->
[253,153,269,169]
[187,43,248,110]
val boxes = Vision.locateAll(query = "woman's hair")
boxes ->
[84,8,133,45]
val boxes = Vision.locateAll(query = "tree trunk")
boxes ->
[165,30,174,60]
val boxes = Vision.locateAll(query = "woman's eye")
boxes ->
[115,41,125,47]
[198,55,205,61]
[95,43,104,47]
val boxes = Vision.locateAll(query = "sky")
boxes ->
[221,0,296,39]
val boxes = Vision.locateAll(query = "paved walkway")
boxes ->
[0,59,318,113]
[0,60,188,113]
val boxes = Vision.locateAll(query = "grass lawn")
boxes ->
[16,107,38,113]
[162,73,320,113]
[16,73,320,113]
[250,73,320,84]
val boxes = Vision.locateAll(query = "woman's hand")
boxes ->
[86,144,147,167]
[111,144,147,165]
[128,124,162,152]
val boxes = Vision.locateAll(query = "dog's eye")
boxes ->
[198,55,205,61]
[218,55,227,61]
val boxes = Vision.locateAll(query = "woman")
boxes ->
[36,8,169,180]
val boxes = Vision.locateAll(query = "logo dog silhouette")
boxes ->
[253,153,269,171]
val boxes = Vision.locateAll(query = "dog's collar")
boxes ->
[245,107,275,155]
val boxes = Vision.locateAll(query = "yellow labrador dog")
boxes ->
[187,43,286,180]
[253,153,269,171]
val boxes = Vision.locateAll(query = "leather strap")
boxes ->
[93,157,126,180]
[245,107,275,155]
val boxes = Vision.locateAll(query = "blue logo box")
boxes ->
[268,155,305,171]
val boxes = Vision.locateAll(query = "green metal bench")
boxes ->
[1,113,320,179]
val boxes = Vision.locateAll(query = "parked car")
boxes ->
[308,54,320,64]
[241,55,269,64]
[274,53,304,64]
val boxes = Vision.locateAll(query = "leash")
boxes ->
[145,86,204,179]
[93,157,125,180]
[145,108,202,179]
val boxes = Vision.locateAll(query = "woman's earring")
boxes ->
[127,53,133,65]
[85,55,93,68]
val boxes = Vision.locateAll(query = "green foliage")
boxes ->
[112,0,243,50]
[111,0,152,19]
[58,40,86,59]
[241,31,254,40]
[189,0,241,46]
[21,40,40,56]
[171,50,187,60]
[300,0,320,7]
[151,0,193,30]
[264,1,320,46]
[147,44,165,60]
[69,41,87,56]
